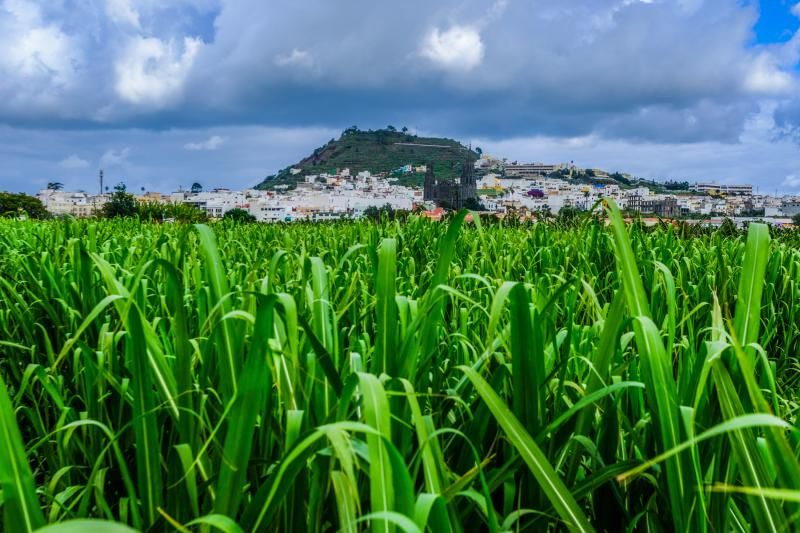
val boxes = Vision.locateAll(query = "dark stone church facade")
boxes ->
[422,158,477,210]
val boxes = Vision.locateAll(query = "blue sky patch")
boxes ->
[753,0,799,43]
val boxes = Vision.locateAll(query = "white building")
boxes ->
[505,163,562,177]
[247,198,294,222]
[690,183,753,196]
[182,190,247,218]
[36,190,107,217]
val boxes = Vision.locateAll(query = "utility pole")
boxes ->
[99,169,104,196]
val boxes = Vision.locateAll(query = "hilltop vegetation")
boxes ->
[255,126,691,193]
[255,126,478,189]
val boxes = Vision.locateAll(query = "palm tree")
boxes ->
[191,182,203,194]
[46,182,64,191]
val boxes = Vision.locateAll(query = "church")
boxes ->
[422,156,477,210]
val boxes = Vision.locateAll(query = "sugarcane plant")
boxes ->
[0,202,799,532]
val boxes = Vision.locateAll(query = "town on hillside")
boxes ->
[33,129,800,227]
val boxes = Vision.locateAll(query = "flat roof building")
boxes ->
[505,163,561,177]
[690,183,753,196]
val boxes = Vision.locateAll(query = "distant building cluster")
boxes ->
[35,162,799,227]
[37,190,103,218]
[477,173,795,226]
[36,169,417,222]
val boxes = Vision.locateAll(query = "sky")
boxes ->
[2,0,800,194]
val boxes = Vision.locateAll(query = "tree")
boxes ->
[363,203,395,221]
[363,205,380,220]
[222,207,256,224]
[136,202,208,223]
[401,126,408,133]
[0,192,49,219]
[102,183,137,218]
[46,182,64,191]
[475,146,483,156]
[386,125,396,132]
[792,213,800,227]
[191,182,203,194]
[609,172,631,186]
[717,217,739,237]
[664,180,690,191]
[556,206,581,227]
[463,197,486,211]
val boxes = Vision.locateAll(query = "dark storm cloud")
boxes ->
[0,0,796,141]
[2,0,800,193]
[175,0,771,142]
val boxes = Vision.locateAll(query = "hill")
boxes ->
[254,127,479,190]
[254,126,688,193]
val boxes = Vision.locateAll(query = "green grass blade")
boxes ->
[712,359,787,532]
[358,372,395,532]
[124,304,163,527]
[33,520,138,532]
[460,366,594,532]
[509,282,545,435]
[605,198,690,530]
[373,238,398,375]
[618,413,791,482]
[214,296,276,517]
[195,224,240,399]
[733,223,770,347]
[413,493,452,533]
[186,514,245,533]
[331,470,359,533]
[0,373,45,532]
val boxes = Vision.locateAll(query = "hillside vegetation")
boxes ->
[254,127,681,192]
[255,127,478,189]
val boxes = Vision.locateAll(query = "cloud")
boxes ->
[1,0,800,192]
[482,0,509,25]
[105,0,140,29]
[474,125,800,194]
[9,26,74,82]
[783,174,800,188]
[2,0,798,143]
[274,48,314,68]
[744,53,795,94]
[420,26,484,71]
[114,36,202,107]
[184,135,226,150]
[169,0,800,145]
[0,0,82,104]
[4,122,800,196]
[100,147,131,168]
[0,125,338,193]
[59,154,90,169]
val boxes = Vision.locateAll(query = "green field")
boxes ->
[2,203,800,532]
